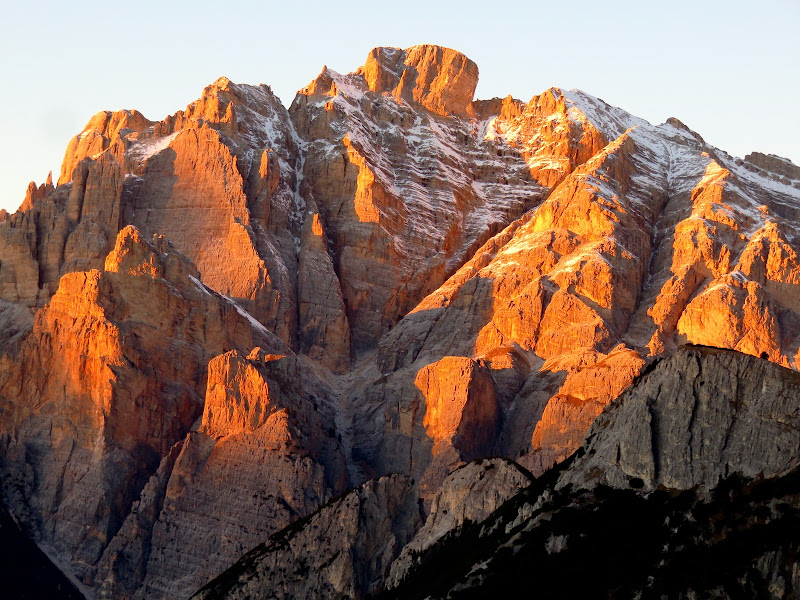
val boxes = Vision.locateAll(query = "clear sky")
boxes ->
[1,0,797,212]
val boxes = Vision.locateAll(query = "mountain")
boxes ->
[0,44,799,598]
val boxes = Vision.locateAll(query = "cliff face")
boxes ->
[0,227,345,598]
[290,45,604,355]
[193,474,420,600]
[97,348,348,599]
[1,43,800,599]
[382,347,800,600]
[559,346,800,491]
[347,88,800,496]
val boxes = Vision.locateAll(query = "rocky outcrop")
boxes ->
[357,45,479,118]
[0,226,283,587]
[0,77,306,355]
[559,346,800,491]
[290,48,607,353]
[351,87,800,485]
[383,348,800,600]
[100,348,347,599]
[744,151,800,183]
[352,121,655,480]
[386,458,532,588]
[296,200,351,372]
[59,109,153,185]
[193,474,420,600]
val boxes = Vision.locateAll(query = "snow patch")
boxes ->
[129,132,180,161]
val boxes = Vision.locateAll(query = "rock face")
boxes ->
[350,89,800,489]
[193,474,420,600]
[357,45,479,118]
[386,458,532,589]
[559,345,800,491]
[100,348,347,599]
[2,43,800,599]
[0,227,345,598]
[0,226,278,582]
[383,348,800,600]
[0,77,311,361]
[290,46,605,354]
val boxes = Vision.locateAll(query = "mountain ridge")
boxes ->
[1,44,799,598]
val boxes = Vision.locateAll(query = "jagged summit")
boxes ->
[357,44,479,117]
[298,44,479,119]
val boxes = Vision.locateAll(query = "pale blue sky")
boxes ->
[1,0,797,212]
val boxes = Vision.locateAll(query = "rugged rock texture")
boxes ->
[100,348,347,599]
[296,200,351,372]
[357,45,479,118]
[350,88,800,486]
[0,226,286,588]
[745,151,800,183]
[559,346,800,491]
[1,43,800,599]
[386,458,532,588]
[290,46,606,353]
[0,77,308,357]
[383,348,800,600]
[193,474,420,600]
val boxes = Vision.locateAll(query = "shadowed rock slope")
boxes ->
[382,346,800,599]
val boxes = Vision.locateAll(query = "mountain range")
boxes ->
[1,44,800,598]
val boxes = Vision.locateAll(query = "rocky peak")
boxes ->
[59,108,152,184]
[355,44,479,118]
[356,46,406,93]
[744,151,800,181]
[665,116,705,140]
[104,224,201,285]
[18,171,54,212]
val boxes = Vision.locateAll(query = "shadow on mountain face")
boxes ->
[0,499,85,599]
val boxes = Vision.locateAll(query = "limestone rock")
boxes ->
[59,109,152,185]
[357,87,800,486]
[291,52,603,353]
[744,151,800,182]
[559,346,800,491]
[192,474,420,600]
[416,357,498,456]
[19,173,55,212]
[359,123,655,480]
[296,199,351,372]
[0,226,281,586]
[382,347,800,600]
[386,458,532,588]
[94,345,347,599]
[676,274,783,363]
[2,77,305,356]
[357,45,479,118]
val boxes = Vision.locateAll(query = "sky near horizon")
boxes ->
[1,0,797,213]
